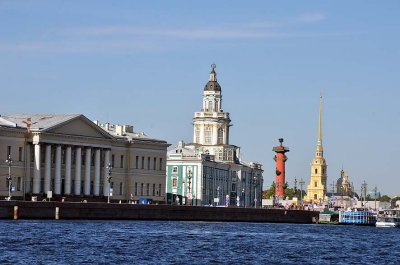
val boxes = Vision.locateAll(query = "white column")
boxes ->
[64,146,72,195]
[33,143,41,194]
[44,144,52,193]
[94,148,101,196]
[54,145,62,195]
[103,150,110,196]
[74,146,82,195]
[84,147,91,196]
[25,144,31,193]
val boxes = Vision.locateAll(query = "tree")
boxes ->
[379,195,391,202]
[263,182,275,199]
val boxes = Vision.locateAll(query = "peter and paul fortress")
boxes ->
[304,96,328,203]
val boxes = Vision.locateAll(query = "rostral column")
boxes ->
[272,138,290,197]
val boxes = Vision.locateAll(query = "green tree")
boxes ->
[263,182,275,199]
[379,195,391,202]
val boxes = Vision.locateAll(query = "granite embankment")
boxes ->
[0,201,318,223]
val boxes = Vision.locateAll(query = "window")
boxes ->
[172,166,178,173]
[135,183,138,196]
[314,168,318,174]
[153,184,156,196]
[17,177,22,191]
[7,146,11,157]
[195,127,200,143]
[111,154,115,167]
[231,183,236,192]
[153,157,156,170]
[322,168,325,174]
[159,158,163,170]
[120,155,124,168]
[146,183,150,196]
[147,157,150,170]
[173,178,177,188]
[217,128,223,144]
[205,127,212,144]
[159,184,162,196]
[314,194,318,200]
[135,156,139,169]
[141,157,144,169]
[119,182,123,195]
[314,181,318,187]
[18,147,23,161]
[140,183,144,196]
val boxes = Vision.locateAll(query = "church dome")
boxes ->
[204,64,221,92]
[204,80,221,91]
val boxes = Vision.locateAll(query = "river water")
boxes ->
[0,220,399,264]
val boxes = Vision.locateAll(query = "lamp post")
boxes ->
[299,178,305,204]
[253,176,257,208]
[217,186,220,206]
[187,169,192,206]
[5,155,13,200]
[241,188,245,207]
[106,163,112,203]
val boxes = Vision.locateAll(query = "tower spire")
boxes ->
[316,94,323,157]
[209,63,217,81]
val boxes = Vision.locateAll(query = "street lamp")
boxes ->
[106,163,112,203]
[253,176,257,208]
[5,155,13,200]
[241,188,245,207]
[187,169,192,206]
[217,186,220,206]
[299,178,305,203]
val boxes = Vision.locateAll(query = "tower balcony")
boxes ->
[194,112,230,119]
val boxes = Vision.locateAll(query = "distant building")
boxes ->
[304,96,328,203]
[336,169,354,196]
[0,114,169,203]
[166,65,263,207]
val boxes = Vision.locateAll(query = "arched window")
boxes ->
[217,128,223,144]
[208,101,213,112]
[315,168,318,174]
[314,181,318,187]
[205,127,212,144]
[314,194,317,200]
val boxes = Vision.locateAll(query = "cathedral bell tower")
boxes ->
[305,96,328,203]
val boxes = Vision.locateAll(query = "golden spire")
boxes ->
[316,94,323,156]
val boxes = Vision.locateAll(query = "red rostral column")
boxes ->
[273,138,290,197]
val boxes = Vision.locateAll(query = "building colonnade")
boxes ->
[27,142,111,197]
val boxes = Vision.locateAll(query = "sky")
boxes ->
[1,1,399,196]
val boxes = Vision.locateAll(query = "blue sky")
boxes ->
[1,1,399,195]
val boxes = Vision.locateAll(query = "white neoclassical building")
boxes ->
[0,114,169,203]
[166,65,264,207]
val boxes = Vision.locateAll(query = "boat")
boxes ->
[338,208,376,226]
[376,209,400,228]
[318,210,339,224]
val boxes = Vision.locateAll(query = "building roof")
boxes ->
[0,113,81,131]
[204,80,221,92]
[95,121,168,144]
[204,64,221,92]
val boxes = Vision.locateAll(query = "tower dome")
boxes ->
[204,64,221,92]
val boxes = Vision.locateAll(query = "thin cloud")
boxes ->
[296,13,326,23]
[0,14,331,54]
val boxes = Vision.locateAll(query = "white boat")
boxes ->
[376,209,400,228]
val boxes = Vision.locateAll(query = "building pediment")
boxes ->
[45,115,113,139]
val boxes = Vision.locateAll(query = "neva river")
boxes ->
[0,221,399,264]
